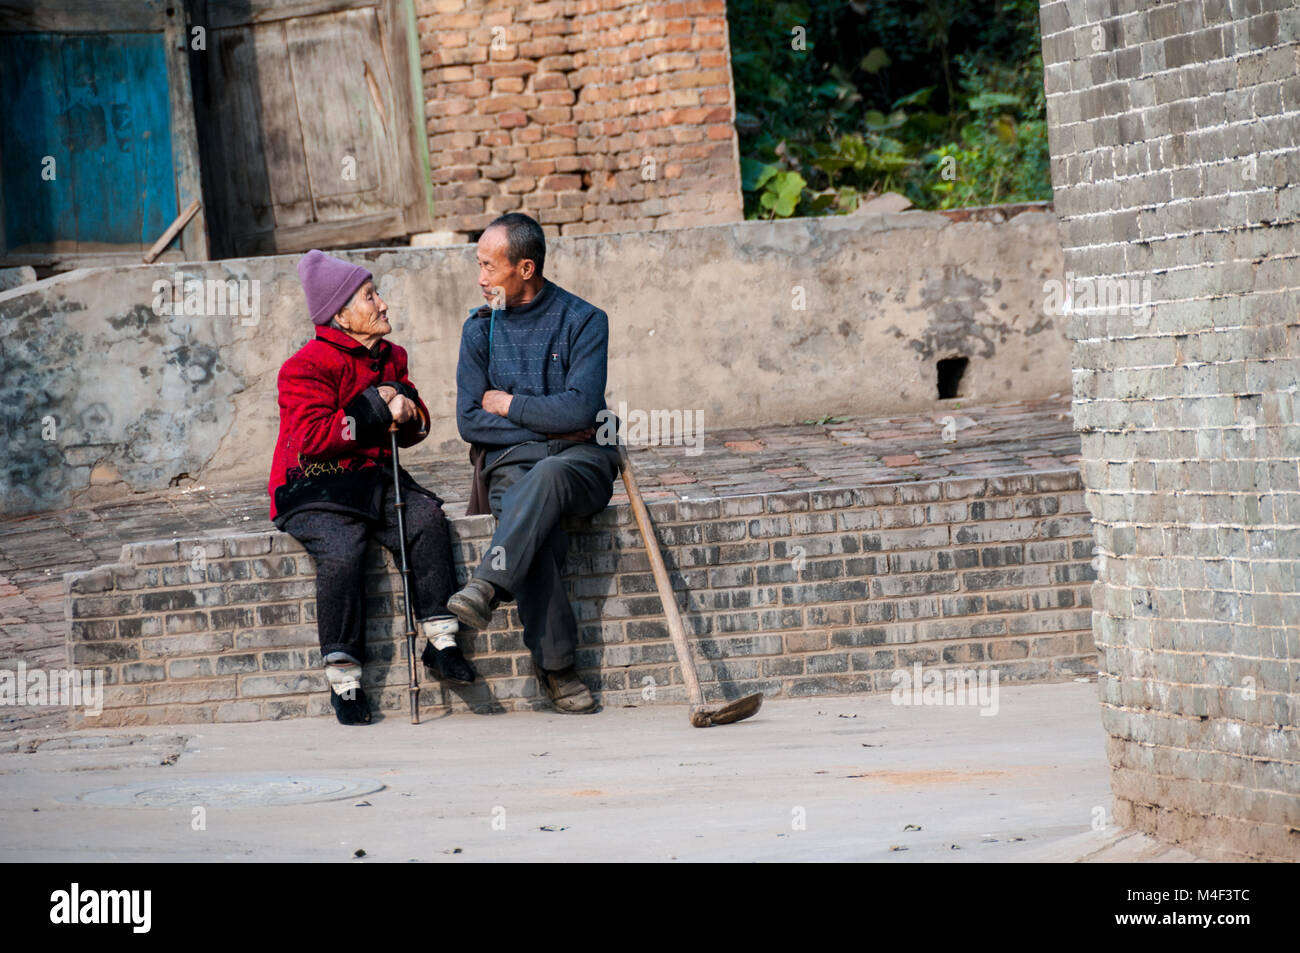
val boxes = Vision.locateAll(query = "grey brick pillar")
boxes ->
[1038,0,1299,860]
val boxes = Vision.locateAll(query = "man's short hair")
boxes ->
[486,213,545,275]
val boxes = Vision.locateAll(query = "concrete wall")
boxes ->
[1040,0,1300,861]
[63,469,1095,726]
[0,209,1068,517]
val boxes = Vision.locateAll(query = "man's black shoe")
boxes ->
[422,640,477,684]
[447,577,500,630]
[330,686,372,725]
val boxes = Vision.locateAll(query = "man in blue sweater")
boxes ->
[448,213,621,713]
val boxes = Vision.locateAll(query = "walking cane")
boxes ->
[389,424,420,725]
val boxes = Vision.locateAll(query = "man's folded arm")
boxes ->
[455,321,546,445]
[504,309,608,435]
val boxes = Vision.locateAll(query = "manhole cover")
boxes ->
[66,775,386,808]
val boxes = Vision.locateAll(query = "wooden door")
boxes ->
[0,0,208,267]
[193,0,432,257]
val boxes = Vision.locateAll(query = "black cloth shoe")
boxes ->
[422,640,477,684]
[447,578,500,629]
[330,686,372,725]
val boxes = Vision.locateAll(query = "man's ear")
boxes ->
[519,259,535,280]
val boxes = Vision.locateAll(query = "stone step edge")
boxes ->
[62,467,1083,591]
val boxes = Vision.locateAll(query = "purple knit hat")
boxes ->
[297,249,373,326]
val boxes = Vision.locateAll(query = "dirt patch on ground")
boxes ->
[842,768,1019,786]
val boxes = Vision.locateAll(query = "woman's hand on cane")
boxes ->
[387,394,418,423]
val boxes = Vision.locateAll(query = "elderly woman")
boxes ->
[268,249,475,725]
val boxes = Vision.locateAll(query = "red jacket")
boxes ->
[268,324,431,523]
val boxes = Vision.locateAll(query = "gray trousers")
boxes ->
[473,440,621,670]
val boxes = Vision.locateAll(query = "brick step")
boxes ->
[63,470,1098,727]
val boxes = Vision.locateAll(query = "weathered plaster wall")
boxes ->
[1,209,1068,516]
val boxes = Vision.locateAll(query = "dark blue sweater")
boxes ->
[456,279,610,447]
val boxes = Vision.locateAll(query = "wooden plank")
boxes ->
[240,209,409,256]
[0,34,75,252]
[1,249,185,269]
[0,0,167,33]
[0,130,7,258]
[59,33,179,251]
[59,36,105,250]
[142,197,200,263]
[125,31,177,245]
[205,24,277,251]
[206,0,379,31]
[364,61,389,130]
[164,7,210,260]
[284,8,390,221]
[249,20,313,224]
[202,20,315,253]
[391,0,432,231]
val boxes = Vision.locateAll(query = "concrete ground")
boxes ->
[0,682,1202,863]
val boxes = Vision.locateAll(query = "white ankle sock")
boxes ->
[325,663,362,696]
[422,616,459,650]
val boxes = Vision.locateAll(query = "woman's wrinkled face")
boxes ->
[335,280,389,340]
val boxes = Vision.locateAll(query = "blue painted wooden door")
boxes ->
[0,32,177,252]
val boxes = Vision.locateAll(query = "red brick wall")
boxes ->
[415,0,743,238]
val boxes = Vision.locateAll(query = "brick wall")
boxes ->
[1039,0,1300,860]
[416,0,742,238]
[64,471,1095,727]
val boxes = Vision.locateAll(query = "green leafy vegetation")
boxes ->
[727,0,1052,218]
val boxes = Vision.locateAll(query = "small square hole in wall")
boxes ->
[937,356,968,399]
